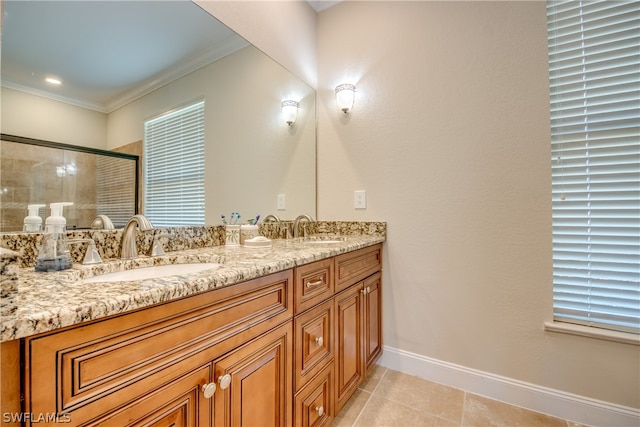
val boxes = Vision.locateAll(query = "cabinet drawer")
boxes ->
[24,269,293,426]
[335,244,382,293]
[294,299,334,392]
[295,258,334,314]
[294,364,334,427]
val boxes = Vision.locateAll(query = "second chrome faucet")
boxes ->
[121,215,154,259]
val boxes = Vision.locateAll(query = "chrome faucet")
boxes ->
[121,215,153,259]
[263,214,280,223]
[292,214,313,238]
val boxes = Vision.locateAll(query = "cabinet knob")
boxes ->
[201,382,217,398]
[315,406,325,417]
[315,336,324,347]
[218,373,232,390]
[360,287,367,295]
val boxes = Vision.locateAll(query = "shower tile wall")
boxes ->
[1,139,97,231]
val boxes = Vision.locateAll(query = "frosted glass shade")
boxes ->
[281,100,299,126]
[335,84,355,113]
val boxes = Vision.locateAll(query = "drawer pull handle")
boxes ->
[315,406,325,416]
[306,279,324,288]
[315,336,324,346]
[218,373,232,390]
[361,286,371,295]
[202,383,217,398]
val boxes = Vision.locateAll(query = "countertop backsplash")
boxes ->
[0,221,387,268]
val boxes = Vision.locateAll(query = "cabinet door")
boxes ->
[362,272,382,374]
[293,364,334,427]
[212,323,292,427]
[294,299,334,392]
[334,284,363,413]
[88,364,212,427]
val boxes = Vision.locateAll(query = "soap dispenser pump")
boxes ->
[35,202,74,272]
[23,204,46,232]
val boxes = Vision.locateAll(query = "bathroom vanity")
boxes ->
[1,236,383,427]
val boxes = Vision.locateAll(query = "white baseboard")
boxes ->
[378,346,639,427]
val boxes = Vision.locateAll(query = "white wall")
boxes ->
[314,0,639,412]
[209,0,639,416]
[195,0,318,88]
[1,87,107,149]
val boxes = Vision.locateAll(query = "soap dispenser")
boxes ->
[35,202,74,272]
[23,204,46,232]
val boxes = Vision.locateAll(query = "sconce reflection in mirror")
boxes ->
[56,164,77,178]
[281,100,299,126]
[335,84,355,114]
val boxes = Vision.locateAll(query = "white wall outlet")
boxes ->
[354,190,366,209]
[277,193,286,210]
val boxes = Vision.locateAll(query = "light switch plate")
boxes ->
[354,190,366,209]
[277,194,286,210]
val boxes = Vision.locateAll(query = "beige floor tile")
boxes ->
[359,365,388,392]
[332,389,372,427]
[373,370,465,424]
[354,394,457,427]
[462,394,568,427]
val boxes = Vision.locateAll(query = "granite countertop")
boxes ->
[1,235,384,342]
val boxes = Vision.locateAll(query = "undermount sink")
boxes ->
[82,263,222,283]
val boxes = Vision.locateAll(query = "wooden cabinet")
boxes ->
[85,364,212,427]
[334,282,364,412]
[294,299,334,391]
[362,271,383,374]
[293,365,334,427]
[295,258,334,314]
[335,244,382,294]
[212,322,292,427]
[334,245,383,413]
[23,269,293,427]
[10,243,382,427]
[293,259,337,426]
[295,244,383,418]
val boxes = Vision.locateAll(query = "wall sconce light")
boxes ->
[335,84,355,114]
[281,100,299,126]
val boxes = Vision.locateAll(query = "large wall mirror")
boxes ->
[0,0,316,232]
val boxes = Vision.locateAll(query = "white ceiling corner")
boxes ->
[307,0,343,13]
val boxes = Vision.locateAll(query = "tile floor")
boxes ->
[332,366,589,427]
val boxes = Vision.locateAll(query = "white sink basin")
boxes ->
[83,263,222,283]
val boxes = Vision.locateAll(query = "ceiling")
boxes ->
[1,1,247,113]
[307,1,343,12]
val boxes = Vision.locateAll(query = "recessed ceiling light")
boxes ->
[45,77,62,85]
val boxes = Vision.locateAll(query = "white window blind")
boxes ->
[96,155,136,228]
[144,100,205,227]
[547,1,640,334]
